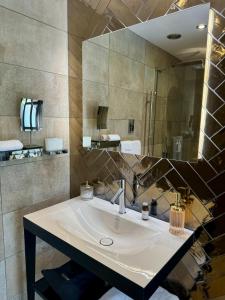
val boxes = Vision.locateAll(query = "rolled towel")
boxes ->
[107,134,121,141]
[120,140,141,155]
[100,134,108,141]
[0,140,23,152]
[99,287,179,300]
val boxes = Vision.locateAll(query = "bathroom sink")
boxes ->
[58,199,159,255]
[24,197,194,290]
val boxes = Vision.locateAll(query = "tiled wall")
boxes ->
[68,0,225,298]
[0,1,70,299]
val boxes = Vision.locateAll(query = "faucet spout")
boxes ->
[110,179,126,214]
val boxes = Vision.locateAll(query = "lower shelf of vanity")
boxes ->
[35,276,111,300]
[35,277,60,300]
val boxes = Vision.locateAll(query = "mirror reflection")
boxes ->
[82,4,210,161]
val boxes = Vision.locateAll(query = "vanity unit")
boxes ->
[23,197,200,300]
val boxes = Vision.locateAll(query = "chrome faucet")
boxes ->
[110,179,126,214]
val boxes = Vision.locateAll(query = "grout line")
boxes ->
[200,154,219,175]
[214,189,225,200]
[211,7,225,20]
[204,210,225,227]
[187,161,217,200]
[0,4,68,34]
[210,126,225,140]
[202,104,224,128]
[0,61,68,78]
[200,128,221,151]
[209,60,225,76]
[167,160,215,205]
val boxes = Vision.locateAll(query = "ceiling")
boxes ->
[129,4,210,62]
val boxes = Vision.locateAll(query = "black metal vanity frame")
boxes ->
[23,217,201,300]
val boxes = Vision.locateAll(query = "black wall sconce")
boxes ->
[97,106,108,130]
[20,98,43,132]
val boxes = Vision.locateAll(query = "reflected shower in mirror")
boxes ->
[82,4,210,161]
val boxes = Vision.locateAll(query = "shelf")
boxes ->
[35,277,61,300]
[35,276,111,300]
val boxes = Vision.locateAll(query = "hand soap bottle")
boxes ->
[169,192,185,235]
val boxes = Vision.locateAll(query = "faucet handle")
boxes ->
[110,187,124,204]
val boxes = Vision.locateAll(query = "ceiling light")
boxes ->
[167,33,182,40]
[196,24,207,30]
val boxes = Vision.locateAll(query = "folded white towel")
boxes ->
[107,134,121,141]
[99,287,179,300]
[120,140,141,155]
[0,140,23,152]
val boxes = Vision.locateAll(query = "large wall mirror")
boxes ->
[82,4,210,161]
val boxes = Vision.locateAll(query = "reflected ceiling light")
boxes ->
[167,33,182,40]
[196,24,207,30]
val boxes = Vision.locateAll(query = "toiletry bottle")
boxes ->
[150,198,157,216]
[80,181,94,200]
[142,202,149,220]
[178,187,194,228]
[93,178,105,196]
[169,192,185,235]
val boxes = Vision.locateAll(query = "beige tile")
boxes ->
[0,6,68,75]
[0,0,67,31]
[83,118,98,140]
[31,117,69,149]
[89,33,110,49]
[3,193,70,258]
[83,41,109,84]
[5,252,26,299]
[145,42,177,69]
[108,119,142,142]
[108,120,128,139]
[108,86,143,120]
[0,63,69,118]
[1,156,70,213]
[109,51,144,92]
[155,97,167,121]
[5,245,68,299]
[0,117,30,145]
[83,80,108,119]
[109,28,145,63]
[0,215,4,261]
[144,66,156,92]
[3,211,23,258]
[157,69,169,98]
[110,29,130,57]
[0,260,7,300]
[127,30,145,63]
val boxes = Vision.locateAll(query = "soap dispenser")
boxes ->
[80,181,93,200]
[169,192,185,235]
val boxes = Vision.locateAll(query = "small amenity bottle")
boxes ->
[80,181,93,200]
[142,202,149,220]
[169,192,185,235]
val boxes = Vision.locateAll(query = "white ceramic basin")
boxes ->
[25,197,193,288]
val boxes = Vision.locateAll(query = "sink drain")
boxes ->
[99,237,113,246]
